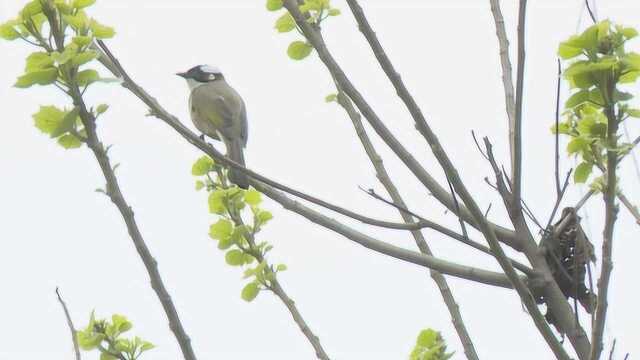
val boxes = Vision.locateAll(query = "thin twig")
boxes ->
[513,0,528,211]
[545,169,573,231]
[555,59,562,196]
[56,288,81,360]
[609,339,617,360]
[585,0,598,23]
[359,187,534,276]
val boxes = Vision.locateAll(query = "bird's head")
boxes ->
[177,65,224,88]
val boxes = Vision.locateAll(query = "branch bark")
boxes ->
[513,0,528,208]
[67,81,198,360]
[334,89,480,360]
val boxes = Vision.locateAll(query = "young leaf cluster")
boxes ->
[0,0,115,149]
[266,0,340,61]
[192,156,286,302]
[76,312,155,360]
[555,21,639,186]
[409,329,454,360]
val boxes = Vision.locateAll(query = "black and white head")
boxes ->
[177,65,224,90]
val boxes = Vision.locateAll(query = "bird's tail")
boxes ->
[226,138,250,189]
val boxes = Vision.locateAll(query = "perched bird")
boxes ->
[177,65,249,189]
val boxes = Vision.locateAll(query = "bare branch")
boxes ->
[554,60,563,196]
[489,0,517,176]
[333,0,521,251]
[56,288,81,360]
[513,0,528,208]
[253,181,521,289]
[617,192,640,225]
[360,187,534,276]
[341,95,479,359]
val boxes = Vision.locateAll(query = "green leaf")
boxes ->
[63,13,89,30]
[112,314,132,333]
[195,180,205,191]
[275,13,296,33]
[89,19,115,39]
[567,137,590,154]
[192,156,215,176]
[574,162,593,183]
[266,0,284,11]
[51,107,79,138]
[565,90,589,108]
[72,50,100,67]
[244,188,262,206]
[225,249,245,266]
[325,93,337,103]
[287,41,313,60]
[140,341,155,351]
[76,69,100,86]
[257,210,273,224]
[20,1,43,20]
[619,26,638,40]
[96,104,109,115]
[208,191,226,214]
[0,20,21,40]
[209,219,233,241]
[33,106,65,135]
[58,134,82,149]
[416,329,439,348]
[614,90,633,102]
[73,0,96,9]
[328,8,341,16]
[241,282,260,302]
[100,353,118,360]
[276,264,287,271]
[25,52,54,72]
[15,68,58,88]
[73,35,93,47]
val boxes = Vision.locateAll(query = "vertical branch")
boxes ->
[555,60,562,196]
[513,0,528,209]
[335,91,479,360]
[488,0,517,173]
[55,288,81,360]
[590,105,620,360]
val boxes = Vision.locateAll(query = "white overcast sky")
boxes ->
[1,1,639,359]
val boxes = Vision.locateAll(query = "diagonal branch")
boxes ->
[66,78,198,360]
[312,0,522,251]
[335,90,480,360]
[56,287,81,360]
[252,181,520,289]
[92,40,517,289]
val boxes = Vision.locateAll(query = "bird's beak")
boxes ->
[176,72,187,78]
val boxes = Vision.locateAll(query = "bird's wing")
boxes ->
[192,84,243,137]
[239,98,248,147]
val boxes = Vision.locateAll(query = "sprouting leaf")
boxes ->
[76,69,100,86]
[266,0,284,11]
[275,13,296,33]
[287,41,313,60]
[627,108,640,118]
[276,264,287,271]
[620,27,638,40]
[0,20,21,41]
[33,105,65,135]
[241,282,260,302]
[567,137,590,154]
[208,191,226,214]
[20,1,43,20]
[619,70,640,84]
[96,104,109,114]
[63,11,90,30]
[416,329,439,348]
[565,90,589,108]
[256,210,273,225]
[244,188,262,206]
[325,93,337,103]
[25,52,54,72]
[73,35,93,47]
[58,134,83,149]
[574,162,593,183]
[209,219,233,241]
[191,156,215,176]
[195,180,205,191]
[89,19,115,39]
[72,50,100,67]
[14,68,58,88]
[51,107,80,138]
[328,8,341,16]
[225,249,245,266]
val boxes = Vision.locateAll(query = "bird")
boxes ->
[177,65,249,189]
